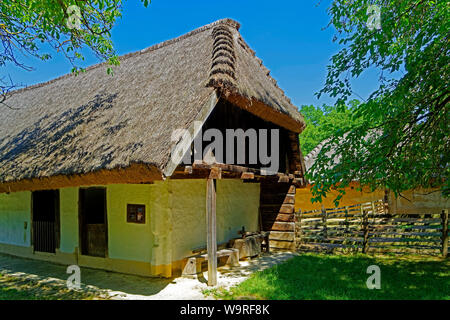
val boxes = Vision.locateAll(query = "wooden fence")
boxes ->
[295,200,449,257]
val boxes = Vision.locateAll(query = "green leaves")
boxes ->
[299,101,363,156]
[0,0,150,98]
[141,0,151,8]
[311,0,449,205]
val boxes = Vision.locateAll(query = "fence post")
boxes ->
[296,209,302,248]
[362,204,369,254]
[321,205,327,240]
[442,209,448,258]
[344,206,349,234]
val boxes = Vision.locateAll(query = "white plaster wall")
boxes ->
[169,179,260,262]
[107,184,153,262]
[216,180,260,242]
[59,188,79,253]
[170,179,206,262]
[0,179,261,273]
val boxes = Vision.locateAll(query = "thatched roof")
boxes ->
[0,19,304,189]
[304,130,382,173]
[304,138,335,173]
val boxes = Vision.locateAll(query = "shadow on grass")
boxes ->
[0,287,39,300]
[0,273,104,300]
[218,254,449,300]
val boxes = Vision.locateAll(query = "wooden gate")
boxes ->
[79,188,108,258]
[32,190,59,253]
[33,221,56,253]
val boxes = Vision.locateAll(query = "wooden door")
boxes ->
[32,190,59,253]
[79,188,108,258]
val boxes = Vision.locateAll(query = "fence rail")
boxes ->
[295,200,449,257]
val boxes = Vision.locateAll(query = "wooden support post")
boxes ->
[206,178,217,286]
[343,206,349,247]
[442,209,448,258]
[371,201,376,217]
[265,232,270,253]
[362,205,369,254]
[344,206,349,234]
[209,167,222,179]
[297,209,302,247]
[321,205,327,240]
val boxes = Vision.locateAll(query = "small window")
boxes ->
[127,204,146,224]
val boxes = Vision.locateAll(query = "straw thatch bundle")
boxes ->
[0,19,304,189]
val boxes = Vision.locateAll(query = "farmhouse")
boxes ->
[0,19,306,278]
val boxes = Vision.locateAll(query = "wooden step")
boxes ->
[261,204,295,214]
[270,239,296,250]
[262,221,295,232]
[269,231,295,241]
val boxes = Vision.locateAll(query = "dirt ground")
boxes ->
[0,252,297,300]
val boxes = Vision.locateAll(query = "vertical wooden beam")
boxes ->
[442,209,448,258]
[371,201,377,217]
[344,206,349,234]
[296,209,302,247]
[362,204,369,254]
[206,178,217,286]
[321,205,327,240]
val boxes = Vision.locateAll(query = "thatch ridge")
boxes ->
[304,130,382,172]
[304,139,331,172]
[205,24,305,132]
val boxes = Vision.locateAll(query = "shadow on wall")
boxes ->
[295,184,385,212]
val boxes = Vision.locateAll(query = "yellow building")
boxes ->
[295,182,385,212]
[0,19,306,277]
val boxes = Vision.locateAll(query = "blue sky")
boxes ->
[4,0,381,108]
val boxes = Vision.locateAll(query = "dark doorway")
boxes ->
[32,190,60,253]
[79,188,108,258]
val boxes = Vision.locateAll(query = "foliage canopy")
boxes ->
[0,0,150,105]
[299,100,363,156]
[310,0,449,204]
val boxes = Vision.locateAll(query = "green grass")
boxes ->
[0,272,107,300]
[210,253,450,300]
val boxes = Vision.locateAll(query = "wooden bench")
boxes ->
[182,231,270,277]
[182,248,240,276]
[230,231,270,259]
